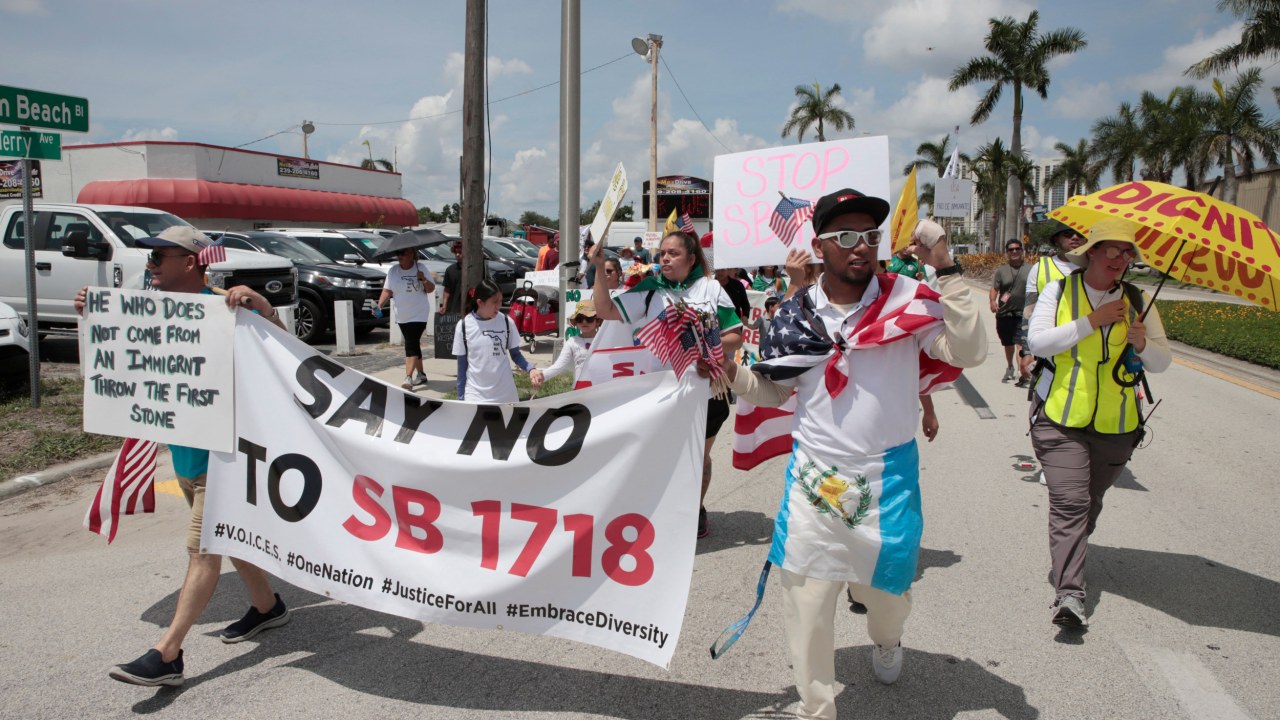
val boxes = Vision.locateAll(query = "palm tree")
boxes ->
[949,11,1087,241]
[1045,139,1103,200]
[1091,102,1142,183]
[971,139,1011,249]
[919,182,936,214]
[1197,68,1280,204]
[1187,0,1280,78]
[360,158,394,171]
[902,134,971,177]
[781,82,855,143]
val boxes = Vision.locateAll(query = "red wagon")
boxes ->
[508,281,560,351]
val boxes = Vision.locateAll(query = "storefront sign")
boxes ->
[278,157,320,179]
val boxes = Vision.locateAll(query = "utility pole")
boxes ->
[558,0,581,343]
[644,35,662,233]
[461,0,486,302]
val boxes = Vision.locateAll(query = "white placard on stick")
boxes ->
[934,178,974,218]
[81,288,236,452]
[588,163,629,248]
[712,136,890,269]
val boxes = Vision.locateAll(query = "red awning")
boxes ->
[77,178,418,227]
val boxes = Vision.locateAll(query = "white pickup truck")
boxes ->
[0,203,297,334]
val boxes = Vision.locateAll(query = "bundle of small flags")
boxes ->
[636,300,729,396]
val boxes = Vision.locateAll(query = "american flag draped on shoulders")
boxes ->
[85,437,158,543]
[732,273,962,469]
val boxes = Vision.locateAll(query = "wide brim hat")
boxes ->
[573,299,597,318]
[1067,218,1146,268]
[811,188,890,233]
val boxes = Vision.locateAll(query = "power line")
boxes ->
[660,55,735,154]
[233,125,301,149]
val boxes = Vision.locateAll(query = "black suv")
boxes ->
[206,231,387,344]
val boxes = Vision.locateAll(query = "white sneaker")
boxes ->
[1052,595,1089,627]
[411,372,428,386]
[1002,365,1015,382]
[1038,471,1047,486]
[401,376,414,390]
[872,643,903,684]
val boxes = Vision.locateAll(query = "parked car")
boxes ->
[483,236,536,274]
[0,301,30,379]
[491,236,539,260]
[354,228,401,240]
[204,231,387,344]
[0,204,295,335]
[267,227,397,277]
[434,238,520,302]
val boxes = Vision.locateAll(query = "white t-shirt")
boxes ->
[541,333,593,383]
[453,313,521,403]
[384,261,436,323]
[605,275,743,351]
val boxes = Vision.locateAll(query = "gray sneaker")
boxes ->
[872,643,903,684]
[1052,595,1088,627]
[1002,366,1015,382]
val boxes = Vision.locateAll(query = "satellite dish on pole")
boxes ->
[631,37,649,57]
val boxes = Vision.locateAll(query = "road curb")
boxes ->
[0,451,117,502]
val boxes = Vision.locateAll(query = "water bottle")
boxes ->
[1121,345,1143,374]
[372,305,384,319]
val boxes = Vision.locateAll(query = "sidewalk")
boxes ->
[363,335,561,400]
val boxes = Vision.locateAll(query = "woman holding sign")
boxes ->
[589,230,744,539]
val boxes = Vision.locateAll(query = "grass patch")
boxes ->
[1159,300,1280,369]
[1,377,119,480]
[442,371,577,401]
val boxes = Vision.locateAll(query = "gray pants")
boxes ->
[1030,407,1137,600]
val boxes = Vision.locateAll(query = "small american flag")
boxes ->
[770,195,814,247]
[197,240,226,266]
[636,303,725,381]
[679,212,696,234]
[85,437,158,543]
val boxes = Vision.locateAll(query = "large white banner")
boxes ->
[81,288,235,452]
[204,314,705,667]
[712,136,890,269]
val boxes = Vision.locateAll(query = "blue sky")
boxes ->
[5,0,1275,219]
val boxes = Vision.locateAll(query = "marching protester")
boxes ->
[990,239,1031,384]
[589,230,744,539]
[439,240,466,315]
[375,247,437,390]
[75,226,291,687]
[530,299,600,390]
[718,190,985,718]
[1025,219,1171,628]
[453,278,534,403]
[535,232,560,271]
[632,235,652,264]
[751,265,788,297]
[601,257,625,292]
[1019,223,1085,379]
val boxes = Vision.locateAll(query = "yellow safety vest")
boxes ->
[1043,274,1139,434]
[1035,255,1068,294]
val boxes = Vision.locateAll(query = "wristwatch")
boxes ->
[935,264,963,278]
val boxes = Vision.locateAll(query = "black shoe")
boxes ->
[1014,376,1030,388]
[845,586,868,614]
[109,649,184,687]
[220,593,291,643]
[697,506,709,539]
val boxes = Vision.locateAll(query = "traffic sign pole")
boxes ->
[21,125,39,406]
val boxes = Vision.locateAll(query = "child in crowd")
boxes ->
[453,279,534,403]
[530,299,600,390]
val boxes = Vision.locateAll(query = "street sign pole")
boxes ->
[20,125,39,407]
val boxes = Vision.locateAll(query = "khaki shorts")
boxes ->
[177,473,207,552]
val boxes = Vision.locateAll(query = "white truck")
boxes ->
[0,203,297,334]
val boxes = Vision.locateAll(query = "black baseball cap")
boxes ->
[1048,221,1077,239]
[810,188,891,233]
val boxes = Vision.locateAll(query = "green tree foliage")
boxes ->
[781,82,855,143]
[1187,0,1280,78]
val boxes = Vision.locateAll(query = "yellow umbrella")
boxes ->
[1049,181,1280,311]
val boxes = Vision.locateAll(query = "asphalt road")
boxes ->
[2,308,1278,719]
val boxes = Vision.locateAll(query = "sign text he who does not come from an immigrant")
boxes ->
[81,288,235,452]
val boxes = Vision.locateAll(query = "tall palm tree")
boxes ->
[1187,0,1280,78]
[902,134,971,177]
[360,158,394,171]
[919,182,936,214]
[949,11,1087,241]
[1045,139,1103,199]
[1091,102,1142,183]
[1197,68,1280,204]
[1168,88,1216,191]
[781,82,855,143]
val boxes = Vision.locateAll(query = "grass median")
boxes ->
[1,377,118,480]
[1158,300,1280,370]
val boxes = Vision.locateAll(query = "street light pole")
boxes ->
[633,34,662,234]
[301,120,314,159]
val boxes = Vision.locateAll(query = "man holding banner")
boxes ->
[719,190,985,719]
[76,226,291,687]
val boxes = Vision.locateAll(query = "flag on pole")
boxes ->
[890,165,920,253]
[941,127,961,178]
[84,438,158,543]
[769,194,814,247]
[197,240,226,266]
[679,212,695,234]
[663,208,679,234]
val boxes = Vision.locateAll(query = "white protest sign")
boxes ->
[520,269,558,288]
[643,231,663,251]
[204,313,704,667]
[713,136,890,268]
[81,288,235,452]
[588,163,628,248]
[934,177,974,218]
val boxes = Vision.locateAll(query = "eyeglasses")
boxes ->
[816,228,882,249]
[147,250,190,265]
[571,316,598,324]
[1096,245,1138,261]
[604,268,619,275]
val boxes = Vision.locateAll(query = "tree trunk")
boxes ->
[461,0,486,299]
[1005,87,1023,245]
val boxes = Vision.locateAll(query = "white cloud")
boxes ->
[0,0,46,16]
[1124,23,1245,94]
[862,0,1035,74]
[119,127,178,141]
[1049,80,1114,120]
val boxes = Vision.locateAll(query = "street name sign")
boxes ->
[0,130,61,160]
[0,85,89,133]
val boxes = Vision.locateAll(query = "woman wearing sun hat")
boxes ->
[1025,217,1172,628]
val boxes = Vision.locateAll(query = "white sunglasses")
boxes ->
[816,228,883,249]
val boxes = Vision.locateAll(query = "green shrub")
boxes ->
[1159,300,1280,369]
